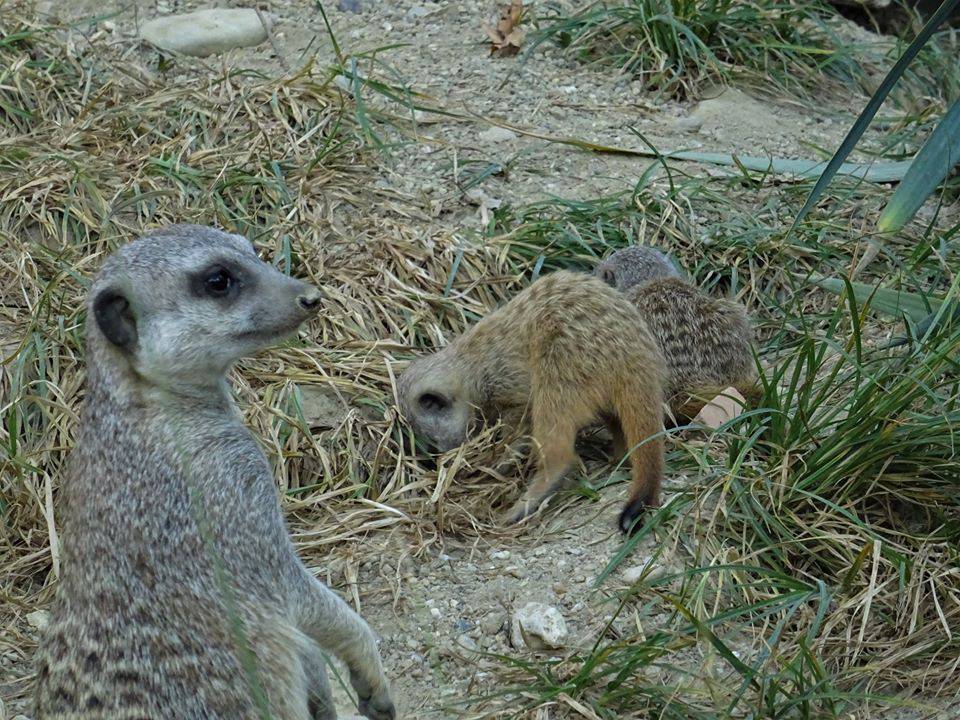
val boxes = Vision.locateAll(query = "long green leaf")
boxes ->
[662,151,911,182]
[813,276,943,321]
[792,0,960,228]
[877,98,960,232]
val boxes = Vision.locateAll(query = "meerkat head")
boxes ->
[594,246,683,291]
[87,224,322,390]
[397,351,473,452]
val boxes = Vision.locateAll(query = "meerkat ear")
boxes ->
[93,289,138,351]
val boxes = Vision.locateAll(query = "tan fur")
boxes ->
[398,271,667,533]
[625,277,758,420]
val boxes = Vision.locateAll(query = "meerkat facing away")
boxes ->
[594,245,683,291]
[626,278,757,418]
[34,226,394,720]
[596,247,757,418]
[398,271,667,533]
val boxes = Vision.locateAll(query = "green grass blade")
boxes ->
[877,98,960,232]
[665,151,911,182]
[792,0,960,228]
[813,277,943,321]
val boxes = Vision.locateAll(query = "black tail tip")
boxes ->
[618,498,649,535]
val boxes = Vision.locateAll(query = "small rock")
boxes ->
[338,0,362,11]
[477,126,517,144]
[454,619,474,633]
[457,635,479,652]
[141,9,270,57]
[405,5,431,21]
[675,116,703,134]
[490,550,511,561]
[622,564,646,584]
[413,109,444,125]
[511,602,568,650]
[27,609,50,632]
[479,613,504,635]
[430,607,442,620]
[297,384,347,429]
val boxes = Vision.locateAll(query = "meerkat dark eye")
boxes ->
[600,268,616,287]
[419,392,449,413]
[203,267,235,297]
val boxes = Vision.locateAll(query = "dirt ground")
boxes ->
[3,1,959,719]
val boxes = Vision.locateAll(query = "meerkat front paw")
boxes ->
[358,690,396,720]
[350,671,396,720]
[502,497,538,525]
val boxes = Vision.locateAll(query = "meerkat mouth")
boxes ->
[235,319,304,342]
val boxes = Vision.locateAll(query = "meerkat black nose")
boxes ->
[297,289,323,311]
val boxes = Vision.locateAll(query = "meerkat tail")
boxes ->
[612,381,665,534]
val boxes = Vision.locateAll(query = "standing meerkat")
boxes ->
[595,247,757,417]
[34,225,395,720]
[398,271,667,533]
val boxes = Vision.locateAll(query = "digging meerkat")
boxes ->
[595,247,758,417]
[398,270,667,533]
[33,225,395,720]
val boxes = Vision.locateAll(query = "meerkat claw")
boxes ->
[358,692,397,720]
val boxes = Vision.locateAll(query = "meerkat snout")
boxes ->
[297,287,323,311]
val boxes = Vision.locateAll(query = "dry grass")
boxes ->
[0,5,542,708]
[2,3,960,718]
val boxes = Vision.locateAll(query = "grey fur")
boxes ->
[33,225,394,720]
[594,246,683,291]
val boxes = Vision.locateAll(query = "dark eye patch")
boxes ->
[204,267,233,296]
[419,392,449,413]
[189,258,252,301]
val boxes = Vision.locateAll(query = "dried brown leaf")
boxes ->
[487,0,525,58]
[692,387,747,428]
